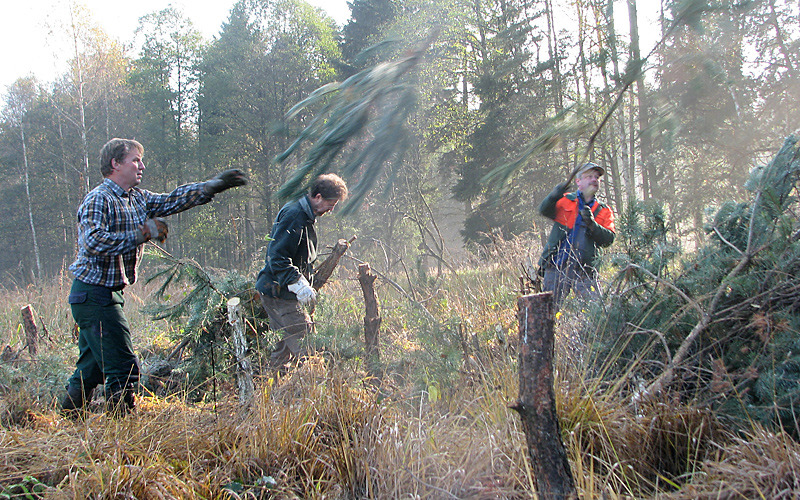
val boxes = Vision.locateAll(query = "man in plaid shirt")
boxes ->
[61,138,246,416]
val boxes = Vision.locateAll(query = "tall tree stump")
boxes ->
[511,292,575,499]
[227,297,254,406]
[357,263,382,380]
[20,304,38,356]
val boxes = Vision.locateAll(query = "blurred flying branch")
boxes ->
[272,0,717,208]
[274,29,439,215]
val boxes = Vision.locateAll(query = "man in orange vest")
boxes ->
[537,162,616,308]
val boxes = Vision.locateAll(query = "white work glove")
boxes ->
[287,276,316,306]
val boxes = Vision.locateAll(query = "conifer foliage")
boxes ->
[594,135,800,435]
[141,248,267,398]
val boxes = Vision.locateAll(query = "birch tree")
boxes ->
[3,78,43,279]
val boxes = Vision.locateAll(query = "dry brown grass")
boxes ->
[2,257,800,498]
[1,356,534,498]
[667,427,800,499]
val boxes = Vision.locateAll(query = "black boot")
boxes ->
[60,385,89,417]
[106,387,136,417]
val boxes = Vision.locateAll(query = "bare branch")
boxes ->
[624,263,704,318]
[712,226,744,256]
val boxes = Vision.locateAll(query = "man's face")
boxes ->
[110,149,145,190]
[576,168,601,198]
[309,193,339,216]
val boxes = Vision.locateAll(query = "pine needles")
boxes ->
[143,247,252,335]
[274,30,438,215]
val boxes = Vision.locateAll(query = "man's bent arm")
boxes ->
[588,209,616,247]
[538,182,569,220]
[266,217,305,288]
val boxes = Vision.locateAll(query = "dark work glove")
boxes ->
[203,169,248,195]
[135,217,168,245]
[580,206,596,230]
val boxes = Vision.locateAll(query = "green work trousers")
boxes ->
[66,279,140,395]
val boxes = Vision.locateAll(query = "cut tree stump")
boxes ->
[511,292,575,500]
[227,297,254,406]
[20,304,38,356]
[357,263,382,379]
[312,237,354,290]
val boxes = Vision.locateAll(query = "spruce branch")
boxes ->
[635,191,768,405]
[620,136,799,406]
[624,263,704,319]
[274,29,439,215]
[143,245,239,332]
[712,226,745,256]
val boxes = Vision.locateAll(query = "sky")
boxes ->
[0,0,351,99]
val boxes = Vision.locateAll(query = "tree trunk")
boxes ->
[68,3,91,196]
[57,119,76,249]
[511,293,575,500]
[20,119,42,279]
[544,0,564,111]
[627,93,638,198]
[227,297,254,406]
[628,0,655,200]
[597,0,626,211]
[358,263,382,379]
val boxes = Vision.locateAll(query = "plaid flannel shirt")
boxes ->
[69,178,213,288]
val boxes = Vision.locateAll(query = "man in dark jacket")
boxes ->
[538,162,616,308]
[255,174,348,370]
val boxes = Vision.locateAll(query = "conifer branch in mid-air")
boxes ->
[274,29,439,216]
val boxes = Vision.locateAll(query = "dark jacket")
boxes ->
[538,183,615,270]
[255,195,317,300]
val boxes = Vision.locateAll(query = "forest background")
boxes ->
[1,0,796,286]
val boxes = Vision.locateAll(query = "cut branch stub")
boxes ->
[21,304,38,356]
[313,237,354,290]
[227,297,254,406]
